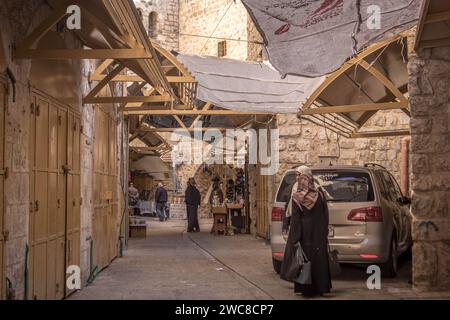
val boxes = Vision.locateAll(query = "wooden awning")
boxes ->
[298,35,411,138]
[415,0,450,50]
[14,0,179,105]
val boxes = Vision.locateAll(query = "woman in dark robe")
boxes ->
[280,166,332,297]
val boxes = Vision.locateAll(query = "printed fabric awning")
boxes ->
[176,54,325,114]
[241,0,422,77]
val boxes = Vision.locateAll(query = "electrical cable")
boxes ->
[199,0,235,55]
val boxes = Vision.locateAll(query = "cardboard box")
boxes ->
[169,203,187,220]
[130,225,147,238]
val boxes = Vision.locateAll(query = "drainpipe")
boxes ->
[401,137,411,196]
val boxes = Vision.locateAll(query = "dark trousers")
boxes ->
[186,205,200,232]
[156,202,166,221]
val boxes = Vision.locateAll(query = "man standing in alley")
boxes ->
[155,182,168,222]
[185,178,201,232]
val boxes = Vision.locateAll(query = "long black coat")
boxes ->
[280,192,332,296]
[185,185,201,206]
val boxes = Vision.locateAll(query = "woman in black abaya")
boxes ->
[280,166,332,297]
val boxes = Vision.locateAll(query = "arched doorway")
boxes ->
[149,12,158,39]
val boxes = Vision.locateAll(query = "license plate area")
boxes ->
[328,225,335,237]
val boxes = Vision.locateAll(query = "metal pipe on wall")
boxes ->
[401,137,411,196]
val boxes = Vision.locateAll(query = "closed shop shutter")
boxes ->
[93,106,119,271]
[29,90,81,299]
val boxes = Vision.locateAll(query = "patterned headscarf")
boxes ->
[292,166,319,211]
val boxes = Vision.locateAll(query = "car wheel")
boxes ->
[272,258,282,274]
[381,235,398,278]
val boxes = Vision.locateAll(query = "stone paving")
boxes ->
[70,218,450,300]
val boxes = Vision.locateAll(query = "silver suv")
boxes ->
[271,164,412,278]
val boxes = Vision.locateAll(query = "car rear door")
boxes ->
[314,170,373,244]
[378,170,403,243]
[388,172,411,249]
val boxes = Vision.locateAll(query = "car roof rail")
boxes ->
[364,163,387,170]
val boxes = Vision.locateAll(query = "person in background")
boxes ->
[185,178,201,232]
[155,182,168,222]
[128,182,140,216]
[280,166,332,297]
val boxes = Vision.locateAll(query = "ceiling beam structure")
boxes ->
[299,35,411,138]
[13,0,178,106]
[122,109,272,116]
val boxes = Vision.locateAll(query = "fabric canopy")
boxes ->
[242,0,422,77]
[177,54,325,114]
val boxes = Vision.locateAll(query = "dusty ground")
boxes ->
[70,218,450,300]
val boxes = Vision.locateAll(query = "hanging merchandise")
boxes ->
[209,174,224,206]
[226,178,235,203]
[235,168,245,200]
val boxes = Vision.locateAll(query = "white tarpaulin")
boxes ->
[177,54,325,114]
[242,0,422,77]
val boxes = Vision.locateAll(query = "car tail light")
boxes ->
[348,207,383,222]
[271,207,284,222]
[360,254,379,259]
[273,252,284,258]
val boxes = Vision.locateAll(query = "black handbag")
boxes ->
[285,242,312,285]
[328,244,341,278]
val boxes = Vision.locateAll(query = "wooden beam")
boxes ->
[352,129,410,138]
[358,60,408,105]
[90,74,196,83]
[84,63,125,101]
[418,37,450,49]
[123,109,272,116]
[190,103,212,129]
[301,35,405,112]
[91,59,114,79]
[415,0,430,50]
[15,48,151,60]
[16,6,68,52]
[84,95,172,104]
[141,127,229,132]
[173,115,187,129]
[129,146,159,152]
[424,10,450,25]
[300,102,407,115]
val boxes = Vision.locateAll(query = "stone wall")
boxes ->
[179,0,249,60]
[0,0,126,297]
[409,47,450,291]
[134,0,179,51]
[276,111,411,187]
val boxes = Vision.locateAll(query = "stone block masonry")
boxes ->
[409,47,450,292]
[276,110,410,187]
[179,0,250,61]
[134,0,179,51]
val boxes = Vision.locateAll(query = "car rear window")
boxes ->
[314,171,374,202]
[276,172,297,203]
[276,170,375,203]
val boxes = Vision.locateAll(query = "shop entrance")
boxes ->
[28,90,81,300]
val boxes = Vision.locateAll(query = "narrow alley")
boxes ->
[71,218,437,301]
[1,0,450,307]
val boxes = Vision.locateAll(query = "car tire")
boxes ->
[272,258,282,274]
[381,235,398,278]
